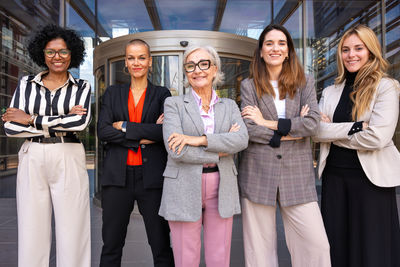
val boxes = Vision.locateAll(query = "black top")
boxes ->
[326,71,363,169]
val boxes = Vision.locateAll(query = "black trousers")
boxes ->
[100,166,174,267]
[321,165,400,267]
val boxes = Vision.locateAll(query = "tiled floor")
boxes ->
[1,195,399,266]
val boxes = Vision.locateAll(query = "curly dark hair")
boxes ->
[27,24,85,69]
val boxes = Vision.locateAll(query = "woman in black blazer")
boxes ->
[97,39,174,266]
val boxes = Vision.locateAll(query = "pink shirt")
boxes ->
[192,89,219,168]
[191,89,219,134]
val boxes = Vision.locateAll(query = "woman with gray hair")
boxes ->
[159,45,249,267]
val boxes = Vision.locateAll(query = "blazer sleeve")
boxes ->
[312,85,355,143]
[205,99,249,153]
[240,79,274,144]
[125,87,171,142]
[97,85,139,149]
[163,96,219,164]
[333,79,400,150]
[288,75,320,137]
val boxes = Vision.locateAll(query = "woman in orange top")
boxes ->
[97,39,174,266]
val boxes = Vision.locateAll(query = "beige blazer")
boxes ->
[313,77,400,187]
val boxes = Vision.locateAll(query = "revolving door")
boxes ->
[93,30,257,198]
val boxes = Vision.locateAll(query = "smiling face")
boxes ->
[261,29,289,70]
[341,34,370,73]
[185,49,217,91]
[44,38,71,74]
[125,43,152,79]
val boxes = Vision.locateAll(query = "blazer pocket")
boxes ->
[163,166,179,179]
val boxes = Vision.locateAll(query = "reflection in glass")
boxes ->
[97,0,153,37]
[220,0,271,38]
[155,0,217,30]
[218,57,250,104]
[150,56,180,96]
[385,0,400,146]
[284,4,303,63]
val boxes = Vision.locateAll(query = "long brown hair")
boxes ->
[335,24,388,120]
[250,24,305,99]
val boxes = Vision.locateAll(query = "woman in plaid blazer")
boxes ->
[239,24,331,267]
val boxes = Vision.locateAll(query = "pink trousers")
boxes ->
[168,171,233,267]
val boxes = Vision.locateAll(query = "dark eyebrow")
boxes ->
[264,39,287,43]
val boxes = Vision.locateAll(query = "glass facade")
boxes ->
[1,0,399,198]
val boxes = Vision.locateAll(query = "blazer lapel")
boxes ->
[260,93,278,120]
[121,84,130,121]
[184,90,205,136]
[327,82,346,118]
[214,98,225,133]
[141,80,155,121]
[285,90,298,119]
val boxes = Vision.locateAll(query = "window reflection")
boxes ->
[283,3,303,63]
[385,0,400,146]
[218,57,250,104]
[155,0,217,30]
[220,0,271,38]
[150,56,180,96]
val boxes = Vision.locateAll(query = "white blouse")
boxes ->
[271,80,286,119]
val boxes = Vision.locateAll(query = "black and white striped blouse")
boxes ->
[4,71,91,138]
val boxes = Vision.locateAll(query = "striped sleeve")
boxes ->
[35,80,92,132]
[4,76,92,138]
[4,76,45,137]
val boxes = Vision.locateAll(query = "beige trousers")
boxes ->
[16,141,91,267]
[242,198,331,267]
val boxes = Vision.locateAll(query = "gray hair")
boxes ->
[183,45,225,88]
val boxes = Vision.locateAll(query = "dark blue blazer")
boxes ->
[97,81,171,188]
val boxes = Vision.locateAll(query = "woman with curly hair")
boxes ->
[314,24,400,267]
[2,24,91,266]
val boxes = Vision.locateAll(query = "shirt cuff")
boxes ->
[277,118,291,136]
[121,121,127,132]
[269,131,282,148]
[348,121,363,135]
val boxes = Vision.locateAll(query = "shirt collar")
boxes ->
[191,87,219,107]
[30,71,78,86]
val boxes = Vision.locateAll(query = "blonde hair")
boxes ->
[183,45,224,88]
[335,24,388,120]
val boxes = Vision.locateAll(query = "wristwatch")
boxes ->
[28,114,36,126]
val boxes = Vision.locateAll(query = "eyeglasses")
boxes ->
[184,60,212,73]
[43,49,71,58]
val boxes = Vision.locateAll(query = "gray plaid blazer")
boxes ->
[238,76,319,207]
[159,90,249,221]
